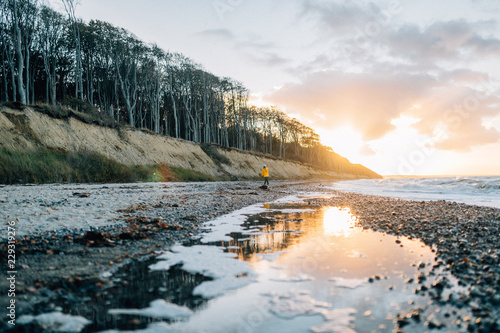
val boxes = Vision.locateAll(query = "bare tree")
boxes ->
[38,6,64,104]
[113,29,143,126]
[0,3,15,101]
[61,0,83,100]
[12,0,25,103]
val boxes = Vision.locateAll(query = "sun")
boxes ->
[316,125,365,163]
[314,117,433,175]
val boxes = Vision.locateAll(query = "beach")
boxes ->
[307,190,500,332]
[1,181,499,332]
[0,181,318,326]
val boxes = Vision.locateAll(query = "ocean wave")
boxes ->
[439,176,500,191]
[387,176,500,192]
[331,176,500,208]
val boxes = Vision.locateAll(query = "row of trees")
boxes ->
[0,0,379,177]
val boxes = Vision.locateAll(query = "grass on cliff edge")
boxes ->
[0,148,216,184]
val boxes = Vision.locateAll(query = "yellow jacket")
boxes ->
[261,167,269,177]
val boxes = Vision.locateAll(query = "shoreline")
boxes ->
[309,190,500,332]
[1,181,499,332]
[0,180,324,237]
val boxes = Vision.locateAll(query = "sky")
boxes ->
[49,0,500,176]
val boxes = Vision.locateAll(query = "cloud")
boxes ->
[266,68,500,151]
[385,20,500,67]
[301,0,398,37]
[299,0,403,61]
[435,125,499,152]
[246,52,290,67]
[302,1,500,68]
[197,28,235,40]
[301,1,367,33]
[267,70,433,140]
[271,2,500,152]
[407,84,500,151]
[359,145,377,156]
[196,29,290,67]
[441,69,490,84]
[467,34,500,56]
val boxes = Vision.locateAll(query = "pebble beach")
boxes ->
[0,181,314,326]
[1,181,499,332]
[308,190,500,332]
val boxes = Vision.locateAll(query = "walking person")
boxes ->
[261,164,269,186]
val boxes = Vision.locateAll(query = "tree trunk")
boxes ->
[1,52,8,101]
[13,0,26,103]
[170,90,179,138]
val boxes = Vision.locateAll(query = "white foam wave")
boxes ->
[330,176,500,208]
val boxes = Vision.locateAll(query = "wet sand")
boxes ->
[1,181,499,332]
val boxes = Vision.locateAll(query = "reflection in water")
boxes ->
[15,202,470,332]
[219,209,307,261]
[152,204,469,333]
[15,259,210,332]
[78,262,210,332]
[322,207,356,236]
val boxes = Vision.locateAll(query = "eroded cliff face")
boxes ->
[0,106,380,180]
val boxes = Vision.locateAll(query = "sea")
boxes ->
[330,175,500,209]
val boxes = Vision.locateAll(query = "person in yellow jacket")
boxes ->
[261,164,269,186]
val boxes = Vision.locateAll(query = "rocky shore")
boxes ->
[1,181,499,332]
[308,189,500,333]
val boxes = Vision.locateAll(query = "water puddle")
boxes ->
[149,204,453,333]
[16,196,472,332]
[17,262,210,332]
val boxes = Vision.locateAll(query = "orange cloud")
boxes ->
[266,70,430,140]
[266,70,500,151]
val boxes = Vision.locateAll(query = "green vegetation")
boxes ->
[0,148,157,184]
[0,147,229,184]
[169,167,217,182]
[201,144,232,166]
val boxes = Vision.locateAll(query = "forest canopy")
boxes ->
[0,0,378,177]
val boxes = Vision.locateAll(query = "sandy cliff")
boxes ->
[0,106,381,180]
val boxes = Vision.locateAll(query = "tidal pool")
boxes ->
[105,198,468,333]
